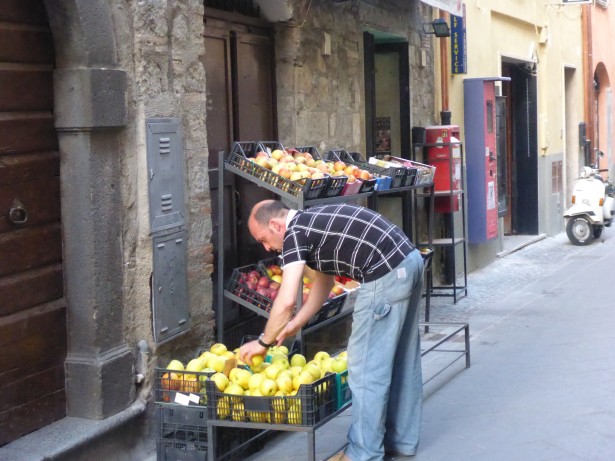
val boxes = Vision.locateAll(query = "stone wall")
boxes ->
[275,0,437,153]
[118,0,215,384]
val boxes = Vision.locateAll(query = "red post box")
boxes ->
[426,125,461,212]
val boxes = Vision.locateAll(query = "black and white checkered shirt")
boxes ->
[280,204,414,283]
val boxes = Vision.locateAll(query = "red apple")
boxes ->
[258,277,270,288]
[269,281,281,290]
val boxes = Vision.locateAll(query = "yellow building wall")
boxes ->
[430,0,585,267]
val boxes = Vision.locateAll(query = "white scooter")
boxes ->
[564,162,615,245]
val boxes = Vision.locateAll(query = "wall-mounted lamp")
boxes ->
[422,18,450,38]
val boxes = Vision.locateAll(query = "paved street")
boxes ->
[243,231,615,461]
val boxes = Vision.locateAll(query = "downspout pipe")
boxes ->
[582,4,594,163]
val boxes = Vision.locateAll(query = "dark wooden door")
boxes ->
[0,0,67,445]
[204,15,275,345]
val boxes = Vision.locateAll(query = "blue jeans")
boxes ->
[346,249,424,461]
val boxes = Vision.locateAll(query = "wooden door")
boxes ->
[204,15,276,345]
[0,0,67,445]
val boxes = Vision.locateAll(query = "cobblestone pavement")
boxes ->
[425,232,589,325]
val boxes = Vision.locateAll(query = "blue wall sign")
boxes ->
[451,13,466,75]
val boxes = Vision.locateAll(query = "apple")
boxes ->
[255,156,271,169]
[289,171,303,182]
[278,167,292,179]
[330,285,345,296]
[330,356,348,373]
[277,345,289,355]
[290,366,303,377]
[217,396,231,419]
[270,354,290,370]
[268,265,283,276]
[358,169,371,180]
[293,371,315,390]
[265,363,284,380]
[313,351,330,363]
[302,362,322,381]
[269,289,279,300]
[271,275,283,283]
[310,172,325,179]
[224,382,245,396]
[208,355,226,373]
[333,161,347,171]
[276,375,294,394]
[256,150,269,158]
[271,149,285,160]
[229,368,252,390]
[290,354,307,368]
[344,165,359,177]
[259,378,278,396]
[277,369,294,381]
[166,359,184,376]
[248,372,265,391]
[257,277,270,288]
[184,358,204,379]
[231,401,245,422]
[210,372,229,392]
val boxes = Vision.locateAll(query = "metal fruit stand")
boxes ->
[207,142,443,461]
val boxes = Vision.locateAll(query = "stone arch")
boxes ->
[42,0,134,419]
[593,61,612,169]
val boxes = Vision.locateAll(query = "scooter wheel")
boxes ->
[566,216,593,246]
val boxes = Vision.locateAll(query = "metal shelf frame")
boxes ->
[413,141,468,303]
[217,150,435,347]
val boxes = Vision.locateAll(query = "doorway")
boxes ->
[203,9,277,345]
[501,62,539,236]
[363,31,411,233]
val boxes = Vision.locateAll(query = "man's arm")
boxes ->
[276,271,335,344]
[239,263,304,364]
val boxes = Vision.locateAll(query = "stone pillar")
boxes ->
[45,0,135,419]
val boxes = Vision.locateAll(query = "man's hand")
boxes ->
[239,340,267,366]
[276,318,301,345]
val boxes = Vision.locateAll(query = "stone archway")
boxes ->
[43,0,134,419]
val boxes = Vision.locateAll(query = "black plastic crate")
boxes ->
[226,150,330,200]
[305,291,348,327]
[155,367,213,406]
[291,145,324,161]
[328,150,407,188]
[357,177,377,193]
[205,372,336,427]
[156,404,266,461]
[257,256,349,327]
[231,141,285,158]
[323,175,348,197]
[226,264,273,314]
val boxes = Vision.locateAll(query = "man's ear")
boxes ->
[269,218,282,233]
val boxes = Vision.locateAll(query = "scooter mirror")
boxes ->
[580,166,593,178]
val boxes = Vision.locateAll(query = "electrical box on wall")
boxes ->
[464,77,510,243]
[146,118,190,343]
[146,118,186,233]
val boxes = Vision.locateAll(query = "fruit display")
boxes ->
[157,342,240,405]
[227,260,351,325]
[205,347,346,426]
[225,142,390,198]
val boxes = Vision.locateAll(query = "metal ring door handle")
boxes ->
[9,199,28,224]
